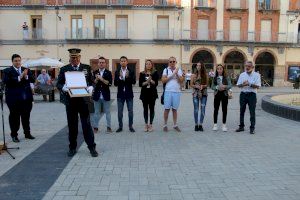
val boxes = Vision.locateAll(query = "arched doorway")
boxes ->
[224,50,245,84]
[191,50,214,72]
[255,52,275,86]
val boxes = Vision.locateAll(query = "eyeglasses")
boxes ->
[169,61,176,63]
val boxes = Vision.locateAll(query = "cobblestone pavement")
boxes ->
[36,87,300,200]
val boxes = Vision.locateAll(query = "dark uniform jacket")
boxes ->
[56,63,93,106]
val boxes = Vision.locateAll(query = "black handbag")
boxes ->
[160,68,168,105]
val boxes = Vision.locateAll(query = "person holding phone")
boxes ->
[139,60,159,132]
[211,64,232,132]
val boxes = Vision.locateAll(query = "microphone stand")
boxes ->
[0,82,19,159]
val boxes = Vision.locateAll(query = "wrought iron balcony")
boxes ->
[64,0,109,7]
[64,28,132,41]
[22,28,45,40]
[194,0,216,10]
[225,0,248,11]
[258,0,280,12]
[21,0,47,7]
[153,0,177,8]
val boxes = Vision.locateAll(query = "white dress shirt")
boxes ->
[13,66,28,81]
[237,71,261,93]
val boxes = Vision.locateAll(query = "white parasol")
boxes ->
[23,57,64,68]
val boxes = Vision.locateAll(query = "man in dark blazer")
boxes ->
[114,56,136,133]
[3,54,35,143]
[56,48,98,157]
[91,56,113,133]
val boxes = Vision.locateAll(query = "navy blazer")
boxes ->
[92,69,112,101]
[3,66,35,106]
[114,67,136,99]
[56,63,93,105]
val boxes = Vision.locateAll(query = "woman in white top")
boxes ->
[211,64,232,132]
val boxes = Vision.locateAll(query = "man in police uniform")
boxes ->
[57,48,98,157]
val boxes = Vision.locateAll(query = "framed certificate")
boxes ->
[65,71,91,97]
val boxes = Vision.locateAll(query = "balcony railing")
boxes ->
[64,0,109,6]
[23,29,44,40]
[225,0,248,10]
[183,29,294,43]
[109,0,133,6]
[153,0,177,7]
[154,29,174,40]
[21,0,47,6]
[194,0,216,10]
[65,28,132,40]
[258,0,280,11]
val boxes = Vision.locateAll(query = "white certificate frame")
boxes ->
[65,71,91,97]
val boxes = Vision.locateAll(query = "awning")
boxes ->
[0,59,11,70]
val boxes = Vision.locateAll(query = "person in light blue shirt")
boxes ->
[36,69,51,101]
[236,61,261,134]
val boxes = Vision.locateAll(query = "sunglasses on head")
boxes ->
[169,61,176,63]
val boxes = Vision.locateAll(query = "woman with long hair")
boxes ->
[211,64,232,132]
[139,60,159,132]
[190,62,208,132]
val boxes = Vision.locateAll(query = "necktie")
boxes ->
[18,69,22,75]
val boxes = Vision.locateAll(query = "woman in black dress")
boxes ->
[139,60,159,132]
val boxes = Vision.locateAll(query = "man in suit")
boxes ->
[114,56,136,133]
[57,48,98,157]
[3,54,35,143]
[91,56,113,133]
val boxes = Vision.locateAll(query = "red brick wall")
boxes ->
[289,0,300,10]
[223,11,249,41]
[190,8,217,40]
[255,1,280,42]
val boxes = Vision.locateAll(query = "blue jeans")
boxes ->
[193,96,207,125]
[91,99,111,128]
[117,98,133,128]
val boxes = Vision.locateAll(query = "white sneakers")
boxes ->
[213,124,228,132]
[222,124,228,132]
[213,124,218,131]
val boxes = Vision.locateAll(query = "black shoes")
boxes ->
[235,127,245,132]
[25,134,35,140]
[195,125,199,131]
[129,127,135,133]
[12,136,20,143]
[250,129,255,134]
[107,127,113,133]
[89,148,99,157]
[68,149,77,157]
[116,128,123,133]
[198,125,204,132]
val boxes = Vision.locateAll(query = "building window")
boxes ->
[229,18,241,41]
[94,16,105,39]
[260,19,271,42]
[71,15,83,39]
[116,16,128,39]
[197,19,209,40]
[157,16,169,39]
[31,15,42,39]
